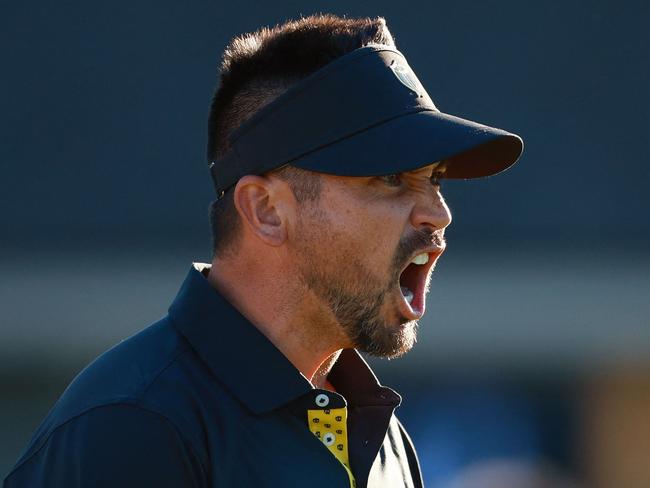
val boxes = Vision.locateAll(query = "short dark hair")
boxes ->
[207,14,396,257]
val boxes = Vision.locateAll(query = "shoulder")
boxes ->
[4,317,214,486]
[4,403,206,487]
[43,317,191,423]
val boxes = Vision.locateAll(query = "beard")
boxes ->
[295,209,439,359]
[300,257,417,359]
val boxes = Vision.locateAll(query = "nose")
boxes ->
[409,188,452,232]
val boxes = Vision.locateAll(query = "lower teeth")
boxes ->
[401,286,414,304]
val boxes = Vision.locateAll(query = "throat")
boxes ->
[311,351,342,391]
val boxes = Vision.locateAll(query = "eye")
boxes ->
[430,173,443,189]
[379,174,402,187]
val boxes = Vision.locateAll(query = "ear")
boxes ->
[233,175,291,246]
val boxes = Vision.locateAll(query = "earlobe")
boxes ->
[233,175,288,246]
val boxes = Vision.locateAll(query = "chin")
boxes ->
[357,319,418,359]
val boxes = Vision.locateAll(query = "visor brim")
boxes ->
[291,110,523,179]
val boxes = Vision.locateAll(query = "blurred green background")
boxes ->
[2,1,649,486]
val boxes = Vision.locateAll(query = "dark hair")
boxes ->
[207,14,396,257]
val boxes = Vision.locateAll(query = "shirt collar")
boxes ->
[329,349,401,408]
[169,263,400,414]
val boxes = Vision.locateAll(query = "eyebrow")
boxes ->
[430,161,448,177]
[409,162,446,178]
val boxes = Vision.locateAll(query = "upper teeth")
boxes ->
[411,253,429,265]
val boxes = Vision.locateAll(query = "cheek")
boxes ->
[316,188,410,264]
[366,199,409,237]
[349,207,407,266]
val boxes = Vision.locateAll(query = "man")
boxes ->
[4,14,522,488]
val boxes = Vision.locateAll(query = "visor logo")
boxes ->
[390,62,420,94]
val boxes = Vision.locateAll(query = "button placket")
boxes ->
[323,432,336,446]
[306,398,355,488]
[315,393,330,407]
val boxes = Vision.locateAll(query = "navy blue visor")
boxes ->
[209,45,523,196]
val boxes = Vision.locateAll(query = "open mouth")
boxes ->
[397,248,443,318]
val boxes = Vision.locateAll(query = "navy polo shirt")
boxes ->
[4,264,423,487]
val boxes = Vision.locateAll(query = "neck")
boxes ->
[311,351,341,391]
[207,256,346,387]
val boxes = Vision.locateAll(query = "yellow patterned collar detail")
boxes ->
[307,406,356,487]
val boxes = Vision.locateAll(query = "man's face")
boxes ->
[292,164,451,359]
